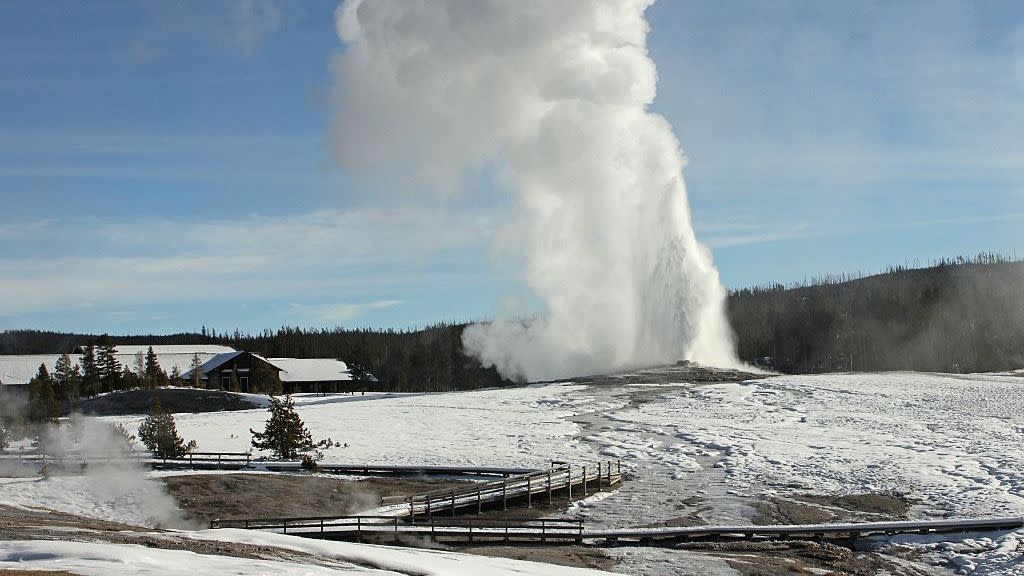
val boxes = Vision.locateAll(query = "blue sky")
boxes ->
[2,0,1022,335]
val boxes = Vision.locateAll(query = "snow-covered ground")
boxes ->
[108,385,595,469]
[0,529,618,576]
[3,371,1024,574]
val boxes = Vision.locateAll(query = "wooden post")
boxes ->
[451,492,456,517]
[527,476,532,508]
[567,465,572,501]
[541,519,546,544]
[426,497,432,521]
[283,519,288,534]
[356,517,362,543]
[548,470,553,505]
[597,462,602,490]
[502,481,508,510]
[477,489,482,514]
[607,460,612,485]
[583,465,587,495]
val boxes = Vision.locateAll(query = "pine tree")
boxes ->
[189,354,204,389]
[28,364,59,424]
[53,353,81,405]
[252,361,282,396]
[228,368,241,393]
[0,420,9,451]
[250,396,317,459]
[169,366,183,387]
[80,345,101,397]
[96,338,121,393]
[144,346,167,388]
[120,365,139,390]
[138,399,196,458]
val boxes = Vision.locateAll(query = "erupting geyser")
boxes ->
[330,0,738,381]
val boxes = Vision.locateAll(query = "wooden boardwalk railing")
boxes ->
[0,450,252,470]
[209,514,1024,548]
[210,514,586,544]
[383,460,623,518]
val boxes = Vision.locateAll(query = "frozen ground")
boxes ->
[3,371,1024,574]
[0,529,618,576]
[107,385,595,469]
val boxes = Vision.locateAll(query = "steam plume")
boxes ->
[331,0,738,380]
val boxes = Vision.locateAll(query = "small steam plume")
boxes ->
[28,416,190,529]
[330,0,738,380]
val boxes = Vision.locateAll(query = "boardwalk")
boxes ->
[384,461,623,518]
[210,514,1024,547]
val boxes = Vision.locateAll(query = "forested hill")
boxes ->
[728,255,1024,374]
[4,255,1023,381]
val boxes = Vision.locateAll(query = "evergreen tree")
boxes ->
[144,346,167,388]
[189,354,204,389]
[96,338,121,393]
[228,368,241,393]
[28,364,59,423]
[53,353,81,405]
[80,345,101,397]
[169,366,183,387]
[0,420,9,451]
[252,361,282,396]
[138,399,196,458]
[120,365,139,390]
[250,396,317,459]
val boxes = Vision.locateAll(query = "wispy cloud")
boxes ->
[0,207,494,317]
[697,219,817,248]
[288,300,404,324]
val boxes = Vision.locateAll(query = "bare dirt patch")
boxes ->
[676,540,933,576]
[162,473,469,525]
[753,493,913,526]
[459,545,616,571]
[0,565,80,569]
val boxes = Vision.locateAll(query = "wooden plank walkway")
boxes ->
[384,461,623,518]
[587,516,1024,545]
[209,514,1024,547]
[211,515,587,544]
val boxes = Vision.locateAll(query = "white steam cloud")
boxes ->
[330,0,738,380]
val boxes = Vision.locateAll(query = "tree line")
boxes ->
[3,254,1023,383]
[728,253,1024,373]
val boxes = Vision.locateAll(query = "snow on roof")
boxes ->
[0,352,223,385]
[268,358,351,383]
[0,355,62,386]
[85,344,237,356]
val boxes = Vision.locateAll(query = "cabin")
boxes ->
[180,351,282,393]
[1,344,362,396]
[269,358,354,394]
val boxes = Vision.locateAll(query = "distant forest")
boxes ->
[729,253,1024,373]
[3,254,1023,386]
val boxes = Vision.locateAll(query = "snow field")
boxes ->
[0,529,619,576]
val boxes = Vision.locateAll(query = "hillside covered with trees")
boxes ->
[3,255,1022,383]
[729,254,1024,374]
